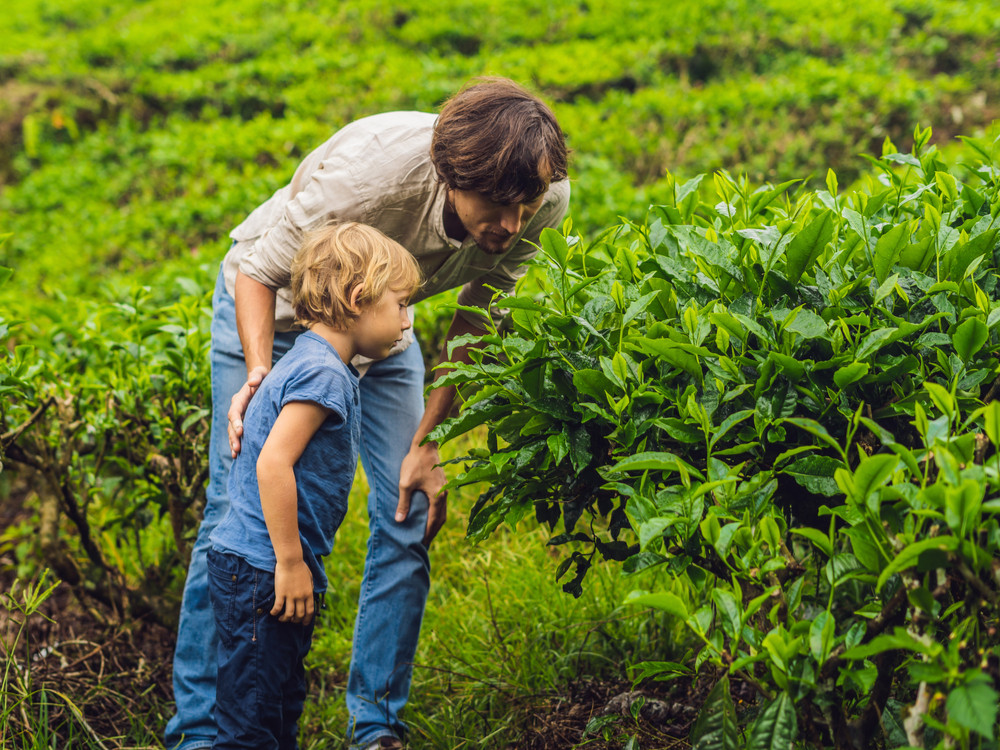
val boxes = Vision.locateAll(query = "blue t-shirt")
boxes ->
[210,331,361,593]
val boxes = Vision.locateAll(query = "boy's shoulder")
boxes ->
[265,332,358,414]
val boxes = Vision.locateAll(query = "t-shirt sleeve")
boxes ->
[238,153,368,290]
[455,178,571,326]
[278,360,352,426]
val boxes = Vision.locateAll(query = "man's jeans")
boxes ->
[207,549,315,750]
[164,268,431,750]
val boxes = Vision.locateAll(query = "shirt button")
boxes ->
[231,574,237,582]
[256,608,263,614]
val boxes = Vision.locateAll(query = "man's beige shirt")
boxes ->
[223,111,571,336]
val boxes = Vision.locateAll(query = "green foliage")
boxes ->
[435,130,1000,746]
[3,0,1000,305]
[1,275,212,624]
[3,0,1000,745]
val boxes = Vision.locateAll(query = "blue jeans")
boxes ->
[207,549,315,750]
[165,268,430,750]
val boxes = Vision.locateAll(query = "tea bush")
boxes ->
[1,274,212,624]
[433,129,1000,747]
[3,0,1000,307]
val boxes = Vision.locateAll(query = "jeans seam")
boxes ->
[252,567,260,643]
[353,438,382,698]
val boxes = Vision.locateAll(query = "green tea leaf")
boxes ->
[573,368,618,401]
[898,236,935,272]
[981,401,1000,447]
[851,454,898,504]
[747,692,798,750]
[873,223,910,284]
[783,309,829,340]
[952,317,989,363]
[626,590,688,619]
[791,527,834,558]
[876,536,960,591]
[785,454,843,495]
[784,210,834,284]
[712,588,741,640]
[947,677,998,740]
[834,362,869,389]
[855,327,899,360]
[690,677,742,750]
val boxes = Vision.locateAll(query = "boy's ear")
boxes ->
[348,284,365,313]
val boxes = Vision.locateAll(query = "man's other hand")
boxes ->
[227,365,269,458]
[396,441,447,546]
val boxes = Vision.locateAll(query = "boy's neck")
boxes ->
[309,322,356,365]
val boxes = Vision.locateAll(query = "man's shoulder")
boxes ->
[318,111,439,201]
[330,111,437,156]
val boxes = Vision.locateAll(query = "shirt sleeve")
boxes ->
[238,152,368,290]
[455,178,571,326]
[279,359,351,427]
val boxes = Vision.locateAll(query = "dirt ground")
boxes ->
[0,488,731,750]
[1,575,728,750]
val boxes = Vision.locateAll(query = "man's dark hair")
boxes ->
[431,77,568,205]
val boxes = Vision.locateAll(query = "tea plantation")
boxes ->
[1,0,999,747]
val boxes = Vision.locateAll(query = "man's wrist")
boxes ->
[412,438,438,452]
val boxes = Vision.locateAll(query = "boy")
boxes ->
[206,222,421,750]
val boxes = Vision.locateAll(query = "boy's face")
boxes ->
[352,288,412,360]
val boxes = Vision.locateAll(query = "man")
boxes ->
[165,77,569,750]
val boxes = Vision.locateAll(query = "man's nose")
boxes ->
[499,206,523,235]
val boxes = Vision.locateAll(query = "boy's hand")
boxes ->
[228,365,269,458]
[272,559,315,625]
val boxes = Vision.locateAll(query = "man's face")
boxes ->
[448,189,546,254]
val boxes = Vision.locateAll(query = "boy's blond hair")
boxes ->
[291,222,422,329]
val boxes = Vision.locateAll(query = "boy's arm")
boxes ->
[257,400,330,625]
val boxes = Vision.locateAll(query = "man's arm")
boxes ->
[227,271,278,458]
[396,310,488,545]
[257,400,330,625]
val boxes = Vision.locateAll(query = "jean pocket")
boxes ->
[207,550,240,642]
[251,567,277,620]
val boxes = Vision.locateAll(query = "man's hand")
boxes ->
[272,558,315,625]
[396,441,447,546]
[227,365,269,458]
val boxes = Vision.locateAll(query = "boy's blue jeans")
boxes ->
[206,549,315,750]
[164,268,431,750]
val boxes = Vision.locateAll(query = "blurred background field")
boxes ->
[1,1,998,747]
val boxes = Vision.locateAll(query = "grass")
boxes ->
[0,429,682,749]
[297,429,681,748]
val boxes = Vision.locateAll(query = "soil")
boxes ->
[0,571,177,748]
[1,488,734,750]
[507,676,757,750]
[0,575,725,750]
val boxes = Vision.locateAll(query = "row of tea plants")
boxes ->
[5,0,1000,304]
[0,265,212,624]
[432,127,1000,748]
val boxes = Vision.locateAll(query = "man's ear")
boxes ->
[348,284,365,314]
